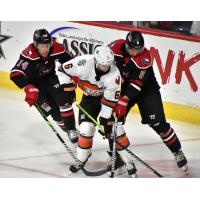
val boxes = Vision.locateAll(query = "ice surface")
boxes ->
[0,89,199,178]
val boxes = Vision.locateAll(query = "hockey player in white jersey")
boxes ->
[57,46,137,177]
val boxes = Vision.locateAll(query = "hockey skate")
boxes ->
[69,153,92,174]
[125,162,137,178]
[174,150,188,172]
[107,151,126,177]
[66,129,79,143]
[69,160,85,173]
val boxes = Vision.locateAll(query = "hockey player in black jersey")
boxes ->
[109,31,188,173]
[10,29,78,143]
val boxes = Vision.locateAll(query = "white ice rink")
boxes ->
[0,89,200,178]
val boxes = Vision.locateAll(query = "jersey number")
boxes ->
[115,91,120,100]
[16,59,29,70]
[63,63,73,70]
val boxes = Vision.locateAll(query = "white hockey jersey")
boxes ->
[57,54,121,119]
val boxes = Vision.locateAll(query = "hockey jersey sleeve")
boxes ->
[57,48,74,64]
[100,69,121,119]
[50,41,74,64]
[10,54,34,89]
[123,66,152,101]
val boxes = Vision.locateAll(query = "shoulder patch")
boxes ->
[109,39,125,57]
[77,59,87,66]
[131,48,152,69]
[21,44,40,60]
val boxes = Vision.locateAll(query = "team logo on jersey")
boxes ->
[25,49,32,56]
[142,57,150,64]
[85,88,103,97]
[78,59,86,66]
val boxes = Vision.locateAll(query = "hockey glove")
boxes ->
[113,96,129,123]
[24,84,39,107]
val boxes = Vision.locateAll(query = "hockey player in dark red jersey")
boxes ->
[10,29,78,143]
[109,31,188,173]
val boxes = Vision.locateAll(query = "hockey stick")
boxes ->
[76,103,163,178]
[110,113,117,178]
[34,103,107,177]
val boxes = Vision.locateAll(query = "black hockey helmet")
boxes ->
[126,31,144,49]
[33,29,52,46]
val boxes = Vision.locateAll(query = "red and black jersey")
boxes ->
[109,39,160,101]
[10,41,73,89]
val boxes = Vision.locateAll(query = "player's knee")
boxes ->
[79,122,96,137]
[78,122,95,150]
[149,121,170,134]
[116,133,130,151]
[115,123,130,150]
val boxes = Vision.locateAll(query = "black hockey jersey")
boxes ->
[10,41,73,88]
[109,39,160,101]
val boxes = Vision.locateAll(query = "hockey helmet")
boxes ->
[126,31,144,49]
[94,46,114,66]
[33,29,52,46]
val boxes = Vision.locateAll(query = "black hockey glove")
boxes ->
[99,116,114,139]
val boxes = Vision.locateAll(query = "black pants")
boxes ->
[124,87,181,153]
[126,87,166,125]
[35,75,69,121]
[78,95,102,125]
